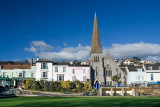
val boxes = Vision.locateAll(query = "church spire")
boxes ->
[91,12,102,53]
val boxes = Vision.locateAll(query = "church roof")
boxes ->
[91,12,102,53]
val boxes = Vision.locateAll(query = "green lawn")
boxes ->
[0,96,160,107]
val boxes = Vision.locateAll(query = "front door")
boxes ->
[95,81,99,90]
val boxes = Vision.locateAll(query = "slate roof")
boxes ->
[121,67,126,73]
[145,64,160,70]
[53,62,69,65]
[0,64,31,69]
[127,65,144,72]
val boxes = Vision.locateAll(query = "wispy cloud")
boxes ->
[24,41,53,52]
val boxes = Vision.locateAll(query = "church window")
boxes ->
[109,70,112,76]
[96,71,98,76]
[96,56,97,62]
[106,70,108,76]
[98,56,99,62]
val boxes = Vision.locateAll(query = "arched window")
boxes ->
[96,56,97,62]
[98,56,99,62]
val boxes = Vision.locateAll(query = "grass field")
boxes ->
[0,96,160,107]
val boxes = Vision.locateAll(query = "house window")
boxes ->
[57,75,64,81]
[41,63,48,69]
[151,74,154,80]
[31,73,34,78]
[72,69,75,74]
[23,71,26,78]
[149,66,152,70]
[19,73,22,78]
[83,76,86,81]
[63,67,66,72]
[3,72,7,77]
[72,76,76,81]
[55,67,58,72]
[42,72,48,78]
[83,69,86,74]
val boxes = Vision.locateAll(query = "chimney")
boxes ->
[37,57,39,61]
[31,57,33,66]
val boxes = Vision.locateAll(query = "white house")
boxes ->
[126,65,146,87]
[36,59,53,81]
[144,64,160,84]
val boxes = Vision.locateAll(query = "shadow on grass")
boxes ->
[1,97,160,107]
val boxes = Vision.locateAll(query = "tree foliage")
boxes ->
[61,80,71,90]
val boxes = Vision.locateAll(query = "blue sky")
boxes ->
[0,0,160,61]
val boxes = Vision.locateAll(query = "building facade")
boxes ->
[144,64,160,84]
[36,59,90,82]
[0,64,36,87]
[126,65,146,87]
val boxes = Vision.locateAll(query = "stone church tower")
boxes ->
[90,12,104,87]
[90,13,125,89]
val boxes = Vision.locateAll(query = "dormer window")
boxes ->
[148,66,152,70]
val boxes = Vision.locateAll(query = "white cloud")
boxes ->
[24,41,53,52]
[35,44,90,61]
[145,56,160,62]
[103,42,160,61]
[25,41,160,61]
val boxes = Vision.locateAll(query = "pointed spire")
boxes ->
[91,12,102,53]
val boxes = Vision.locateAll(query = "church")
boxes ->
[90,13,126,89]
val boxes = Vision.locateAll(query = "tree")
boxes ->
[24,79,35,89]
[54,81,61,91]
[33,81,40,91]
[61,80,71,90]
[111,75,120,87]
[133,57,141,62]
[84,81,92,91]
[39,80,45,91]
[24,59,29,64]
[44,81,50,91]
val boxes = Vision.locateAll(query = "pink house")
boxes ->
[67,66,90,82]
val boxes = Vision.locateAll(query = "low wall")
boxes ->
[102,87,134,96]
[134,88,160,96]
[102,87,160,96]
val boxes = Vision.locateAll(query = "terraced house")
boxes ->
[0,58,36,88]
[36,59,90,82]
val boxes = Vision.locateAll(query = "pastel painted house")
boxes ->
[36,59,90,82]
[67,66,90,82]
[0,64,36,87]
